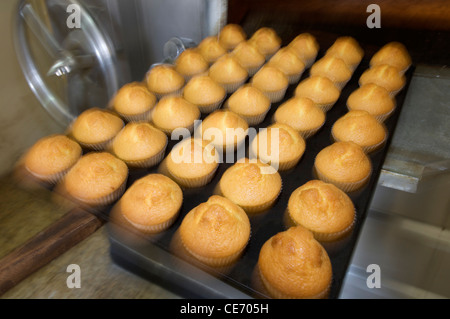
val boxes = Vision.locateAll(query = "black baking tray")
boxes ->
[105,33,415,299]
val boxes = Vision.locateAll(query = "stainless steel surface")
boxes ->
[340,64,450,299]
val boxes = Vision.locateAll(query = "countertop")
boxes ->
[0,175,180,299]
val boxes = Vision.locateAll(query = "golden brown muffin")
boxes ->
[165,138,219,188]
[325,36,364,72]
[224,84,271,125]
[116,173,182,234]
[61,152,128,206]
[208,54,249,93]
[174,48,209,82]
[110,122,168,168]
[197,36,227,65]
[267,47,306,84]
[314,141,372,192]
[248,27,282,59]
[23,134,82,184]
[198,109,249,151]
[273,96,326,138]
[250,65,289,103]
[151,96,200,135]
[370,41,412,74]
[331,110,387,153]
[145,64,185,99]
[182,75,226,113]
[287,180,356,242]
[179,195,251,267]
[250,123,306,171]
[287,33,320,68]
[310,55,353,90]
[294,75,341,112]
[219,158,282,213]
[69,108,124,151]
[347,83,396,122]
[257,225,332,299]
[359,64,406,97]
[218,24,247,51]
[111,82,157,122]
[230,40,266,76]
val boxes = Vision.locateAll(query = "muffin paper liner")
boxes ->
[122,142,168,169]
[181,241,247,268]
[286,72,304,85]
[219,78,248,94]
[331,128,388,154]
[314,165,372,193]
[316,101,337,113]
[196,98,225,114]
[262,86,288,103]
[122,210,179,234]
[67,178,128,208]
[169,164,218,188]
[258,264,331,299]
[117,108,153,123]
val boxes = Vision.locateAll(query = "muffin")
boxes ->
[61,152,128,206]
[273,96,326,139]
[287,180,356,242]
[267,47,306,84]
[358,64,406,97]
[197,36,227,64]
[151,96,200,135]
[369,41,412,74]
[110,82,157,122]
[224,85,271,125]
[69,108,124,151]
[310,55,353,90]
[294,75,341,112]
[110,122,168,168]
[179,195,251,267]
[174,48,209,82]
[314,141,372,192]
[287,33,319,68]
[218,158,282,213]
[257,225,332,299]
[248,27,282,60]
[347,83,396,122]
[198,109,249,151]
[331,110,388,153]
[325,36,364,72]
[230,40,266,76]
[209,54,249,93]
[218,24,247,51]
[145,64,185,99]
[116,173,182,234]
[23,134,82,185]
[250,123,306,171]
[250,65,289,103]
[183,75,226,113]
[165,138,219,188]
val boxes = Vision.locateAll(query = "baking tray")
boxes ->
[105,34,415,299]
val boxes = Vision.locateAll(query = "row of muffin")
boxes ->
[16,26,412,298]
[19,35,411,215]
[18,29,410,235]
